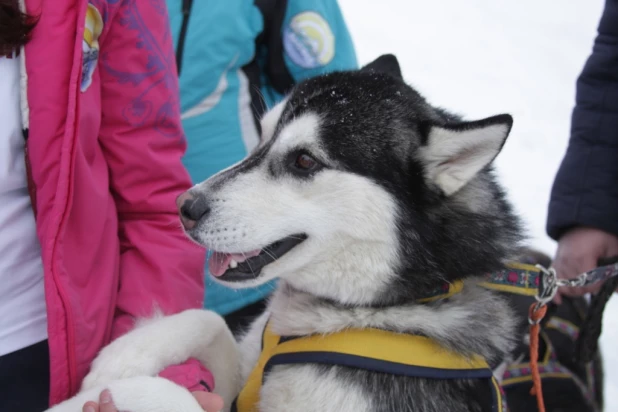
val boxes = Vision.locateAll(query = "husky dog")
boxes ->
[46,55,526,412]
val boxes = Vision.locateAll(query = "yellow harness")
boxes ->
[231,280,507,412]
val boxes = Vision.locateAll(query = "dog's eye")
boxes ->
[286,151,323,176]
[294,154,318,171]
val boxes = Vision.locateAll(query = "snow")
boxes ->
[338,0,617,409]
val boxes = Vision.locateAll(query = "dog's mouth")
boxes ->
[208,234,307,282]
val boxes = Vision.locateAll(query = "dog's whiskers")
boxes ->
[261,248,278,264]
[233,240,257,277]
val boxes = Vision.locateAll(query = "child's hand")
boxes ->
[82,389,224,412]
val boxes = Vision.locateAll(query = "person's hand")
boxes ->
[82,389,224,412]
[552,226,618,304]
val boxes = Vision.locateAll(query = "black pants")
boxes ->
[0,340,50,412]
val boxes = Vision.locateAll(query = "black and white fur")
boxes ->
[46,55,525,412]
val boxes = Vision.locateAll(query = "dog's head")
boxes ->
[178,55,522,305]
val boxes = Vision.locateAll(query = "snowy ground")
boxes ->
[338,0,617,409]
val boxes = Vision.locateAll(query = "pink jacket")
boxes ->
[22,0,213,406]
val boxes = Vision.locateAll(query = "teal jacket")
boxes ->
[166,0,358,315]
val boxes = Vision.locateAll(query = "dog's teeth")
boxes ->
[229,259,238,269]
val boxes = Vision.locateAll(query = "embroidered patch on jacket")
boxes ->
[81,3,104,92]
[283,11,335,69]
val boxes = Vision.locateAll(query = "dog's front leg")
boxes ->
[80,309,240,407]
[45,376,205,412]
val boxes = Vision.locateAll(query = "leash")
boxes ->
[528,302,548,412]
[525,257,618,412]
[480,259,618,412]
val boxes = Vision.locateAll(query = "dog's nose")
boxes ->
[177,191,210,230]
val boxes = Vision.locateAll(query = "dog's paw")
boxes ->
[47,376,205,412]
[82,309,229,391]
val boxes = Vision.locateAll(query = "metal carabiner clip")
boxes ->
[528,265,559,324]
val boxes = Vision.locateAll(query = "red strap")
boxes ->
[528,303,548,412]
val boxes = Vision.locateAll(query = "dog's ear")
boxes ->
[420,114,513,196]
[360,54,402,80]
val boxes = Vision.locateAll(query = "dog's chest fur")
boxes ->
[238,280,515,412]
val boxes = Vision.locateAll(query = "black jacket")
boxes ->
[547,0,618,240]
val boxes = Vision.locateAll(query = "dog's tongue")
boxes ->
[209,250,262,277]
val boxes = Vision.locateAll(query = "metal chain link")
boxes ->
[529,261,617,324]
